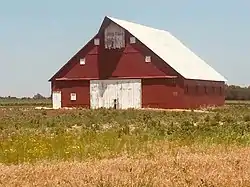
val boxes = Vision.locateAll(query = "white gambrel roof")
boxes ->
[107,16,227,82]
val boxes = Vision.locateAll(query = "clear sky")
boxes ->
[1,0,249,97]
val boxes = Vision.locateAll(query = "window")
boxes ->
[70,93,76,101]
[204,86,207,94]
[145,56,151,63]
[195,85,199,94]
[80,58,86,65]
[94,38,100,45]
[219,87,223,95]
[212,86,215,94]
[130,36,136,44]
[216,87,220,95]
[185,85,188,94]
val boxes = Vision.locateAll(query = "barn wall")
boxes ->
[51,20,181,81]
[50,19,226,110]
[183,79,225,108]
[52,80,90,108]
[53,37,100,79]
[98,29,180,79]
[142,78,185,109]
[63,49,99,79]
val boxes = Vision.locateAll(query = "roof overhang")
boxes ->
[54,75,177,81]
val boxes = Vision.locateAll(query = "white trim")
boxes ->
[70,93,77,101]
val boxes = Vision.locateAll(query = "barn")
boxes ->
[49,16,227,110]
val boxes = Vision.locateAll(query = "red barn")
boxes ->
[49,16,227,109]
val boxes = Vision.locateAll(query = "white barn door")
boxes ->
[90,79,141,109]
[52,91,61,109]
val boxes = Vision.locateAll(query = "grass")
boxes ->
[0,98,51,107]
[1,144,250,186]
[1,101,250,186]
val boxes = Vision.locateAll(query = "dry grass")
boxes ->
[1,142,250,187]
[1,103,250,186]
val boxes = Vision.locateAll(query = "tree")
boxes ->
[33,93,45,99]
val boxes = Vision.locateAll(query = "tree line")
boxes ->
[0,93,51,100]
[225,85,250,100]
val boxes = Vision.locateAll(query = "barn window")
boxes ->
[145,56,151,63]
[80,58,86,65]
[185,85,188,94]
[216,87,220,95]
[195,85,199,94]
[212,86,215,94]
[204,86,207,94]
[94,38,100,46]
[219,87,223,95]
[130,36,136,44]
[70,93,77,101]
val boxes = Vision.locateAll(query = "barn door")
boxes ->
[102,80,118,109]
[90,79,142,109]
[118,79,141,109]
[52,91,61,109]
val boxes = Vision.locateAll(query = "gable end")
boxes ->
[49,34,99,81]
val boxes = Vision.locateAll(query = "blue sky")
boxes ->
[1,0,249,97]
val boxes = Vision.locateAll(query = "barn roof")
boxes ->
[107,16,227,82]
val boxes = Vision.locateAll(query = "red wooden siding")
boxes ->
[50,18,226,110]
[142,78,184,109]
[97,29,180,79]
[52,29,180,81]
[51,37,100,80]
[63,52,99,79]
[183,79,225,108]
[98,46,167,79]
[52,80,90,108]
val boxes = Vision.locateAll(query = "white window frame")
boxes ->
[80,58,86,65]
[70,93,77,101]
[94,38,100,45]
[130,36,136,44]
[145,56,151,63]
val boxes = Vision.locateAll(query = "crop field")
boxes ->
[1,100,250,186]
[0,98,51,107]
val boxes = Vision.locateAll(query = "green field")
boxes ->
[1,100,250,186]
[0,98,51,107]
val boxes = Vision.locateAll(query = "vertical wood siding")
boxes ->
[50,19,225,109]
[142,78,184,109]
[90,79,141,109]
[52,80,90,108]
[183,79,225,108]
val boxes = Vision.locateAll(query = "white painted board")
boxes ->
[90,79,141,109]
[52,91,61,109]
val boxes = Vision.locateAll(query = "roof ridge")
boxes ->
[107,16,169,34]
